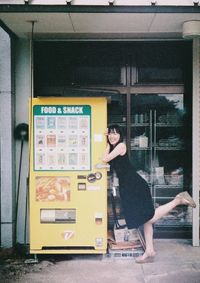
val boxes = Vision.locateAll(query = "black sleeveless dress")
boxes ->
[109,152,155,229]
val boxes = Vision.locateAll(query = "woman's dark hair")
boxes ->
[107,124,124,151]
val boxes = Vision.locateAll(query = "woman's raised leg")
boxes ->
[135,191,196,263]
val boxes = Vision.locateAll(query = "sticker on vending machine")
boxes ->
[95,238,103,247]
[62,230,74,241]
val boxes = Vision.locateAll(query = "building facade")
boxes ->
[0,0,200,248]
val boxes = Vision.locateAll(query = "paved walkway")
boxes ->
[9,239,200,283]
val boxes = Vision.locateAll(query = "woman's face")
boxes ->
[108,129,120,146]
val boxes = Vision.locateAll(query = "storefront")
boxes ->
[0,1,200,248]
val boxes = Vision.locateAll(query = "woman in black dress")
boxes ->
[102,124,196,263]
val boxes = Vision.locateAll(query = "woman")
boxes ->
[102,124,196,263]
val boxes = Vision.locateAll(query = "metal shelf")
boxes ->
[131,147,150,150]
[156,123,183,127]
[154,184,183,189]
[131,123,150,127]
[155,146,184,151]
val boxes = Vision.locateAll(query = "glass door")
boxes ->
[130,93,192,237]
[107,92,192,237]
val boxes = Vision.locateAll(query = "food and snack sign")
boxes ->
[33,105,91,171]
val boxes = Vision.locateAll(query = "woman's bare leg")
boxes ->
[136,197,184,263]
[143,221,155,254]
[151,198,180,223]
[135,221,155,263]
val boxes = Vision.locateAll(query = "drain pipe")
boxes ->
[14,123,28,245]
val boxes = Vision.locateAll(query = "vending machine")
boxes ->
[29,97,108,254]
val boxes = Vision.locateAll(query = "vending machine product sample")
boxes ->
[29,97,107,254]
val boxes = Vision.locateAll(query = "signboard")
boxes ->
[33,105,91,171]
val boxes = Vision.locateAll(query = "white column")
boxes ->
[0,27,15,248]
[192,38,200,246]
[15,39,30,244]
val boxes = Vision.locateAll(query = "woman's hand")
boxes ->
[104,128,108,136]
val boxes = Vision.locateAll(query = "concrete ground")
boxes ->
[3,239,200,283]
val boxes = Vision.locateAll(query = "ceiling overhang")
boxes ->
[0,5,200,40]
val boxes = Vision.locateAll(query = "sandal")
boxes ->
[135,255,154,264]
[176,191,196,208]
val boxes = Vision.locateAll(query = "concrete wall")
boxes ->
[0,27,15,248]
[0,34,33,247]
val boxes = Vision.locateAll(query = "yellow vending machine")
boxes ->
[29,97,108,254]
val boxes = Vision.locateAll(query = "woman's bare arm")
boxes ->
[102,143,126,163]
[104,144,110,155]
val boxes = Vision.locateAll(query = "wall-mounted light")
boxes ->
[108,0,114,6]
[183,21,200,39]
[193,1,199,6]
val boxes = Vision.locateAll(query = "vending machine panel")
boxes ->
[29,97,107,254]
